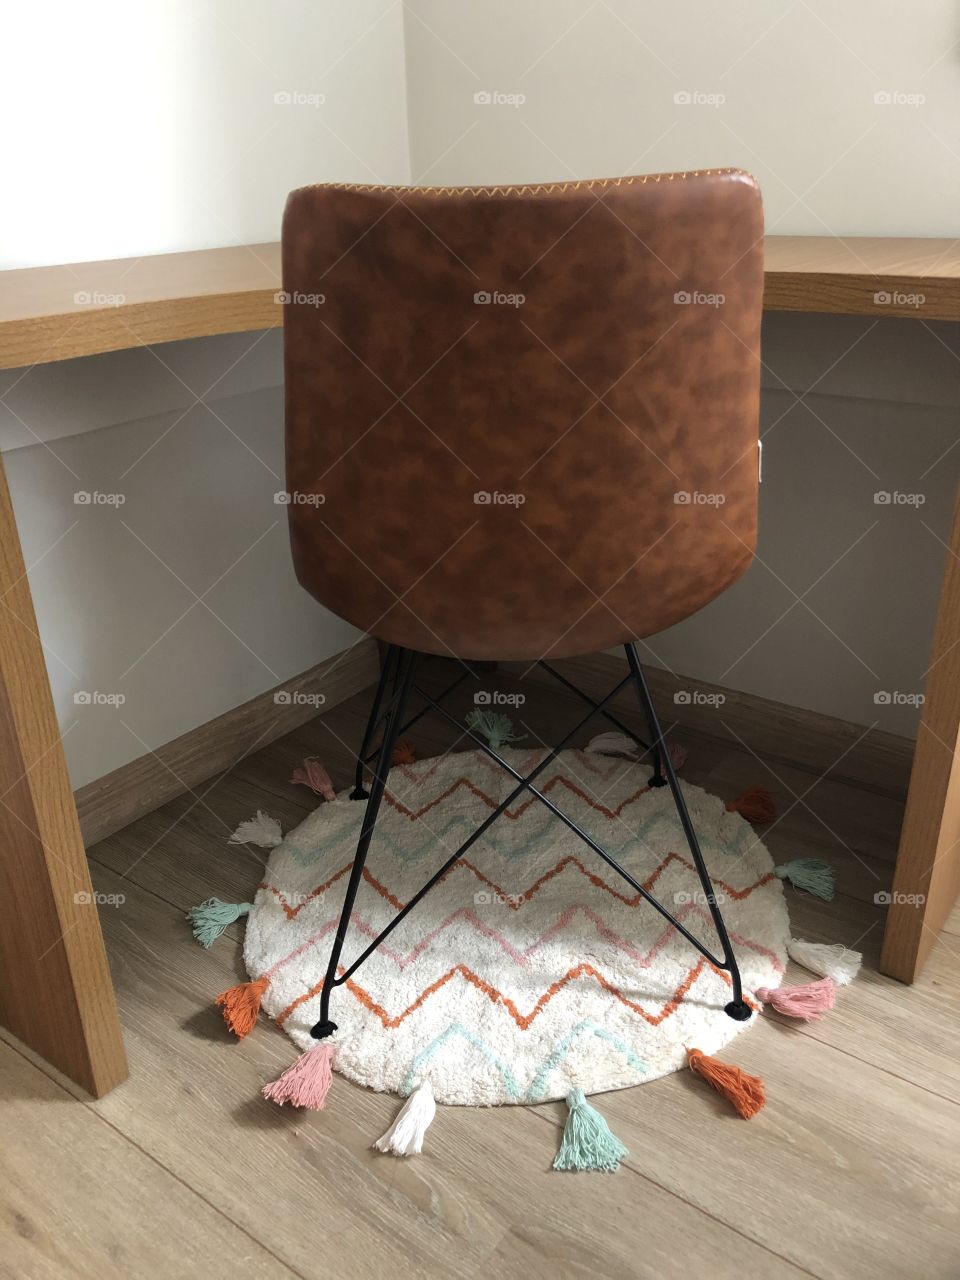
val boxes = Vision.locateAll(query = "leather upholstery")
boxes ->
[282,171,764,660]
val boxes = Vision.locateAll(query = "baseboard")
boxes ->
[75,638,379,847]
[505,652,914,799]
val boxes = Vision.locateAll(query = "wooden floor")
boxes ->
[4,660,960,1280]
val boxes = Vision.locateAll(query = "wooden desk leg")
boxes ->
[0,457,127,1095]
[881,484,960,983]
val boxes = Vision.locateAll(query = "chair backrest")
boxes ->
[282,171,764,661]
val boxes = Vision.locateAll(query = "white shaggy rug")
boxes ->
[243,748,789,1105]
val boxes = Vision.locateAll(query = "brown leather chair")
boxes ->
[282,170,764,1039]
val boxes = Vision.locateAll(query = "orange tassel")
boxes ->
[216,977,270,1037]
[687,1047,765,1119]
[392,738,416,766]
[725,786,776,824]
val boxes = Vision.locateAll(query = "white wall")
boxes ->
[402,0,960,235]
[2,0,411,268]
[642,315,960,736]
[4,377,361,788]
[2,1,411,787]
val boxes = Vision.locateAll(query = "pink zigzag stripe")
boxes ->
[261,900,783,982]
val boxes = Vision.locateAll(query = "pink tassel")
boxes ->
[756,977,836,1020]
[262,1043,334,1108]
[668,741,687,771]
[290,757,337,802]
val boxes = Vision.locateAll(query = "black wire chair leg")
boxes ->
[311,647,418,1038]
[618,646,667,787]
[625,643,751,1021]
[361,662,473,768]
[536,660,652,758]
[326,669,638,989]
[647,741,667,788]
[350,645,400,799]
[538,657,664,785]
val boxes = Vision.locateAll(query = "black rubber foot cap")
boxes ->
[349,788,369,801]
[724,1000,753,1022]
[648,775,668,788]
[310,1019,338,1040]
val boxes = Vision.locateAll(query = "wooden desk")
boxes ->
[0,244,282,370]
[763,236,960,320]
[1,235,957,1094]
[3,236,960,371]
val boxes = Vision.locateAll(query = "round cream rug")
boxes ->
[243,747,789,1105]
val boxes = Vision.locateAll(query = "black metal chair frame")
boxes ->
[309,643,752,1041]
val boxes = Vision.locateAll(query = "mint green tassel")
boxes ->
[465,708,526,751]
[553,1088,628,1173]
[187,898,252,948]
[775,859,834,901]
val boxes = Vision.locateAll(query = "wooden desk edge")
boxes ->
[3,236,960,369]
[0,292,283,370]
[764,271,960,322]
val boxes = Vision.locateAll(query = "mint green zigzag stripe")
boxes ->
[401,1023,522,1099]
[526,1023,648,1102]
[282,802,743,870]
[399,1020,648,1102]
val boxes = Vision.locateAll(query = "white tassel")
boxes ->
[373,1081,436,1156]
[228,811,283,849]
[585,732,638,758]
[787,937,862,986]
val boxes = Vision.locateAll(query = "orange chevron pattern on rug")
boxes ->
[277,956,761,1032]
[259,852,776,920]
[243,747,790,1104]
